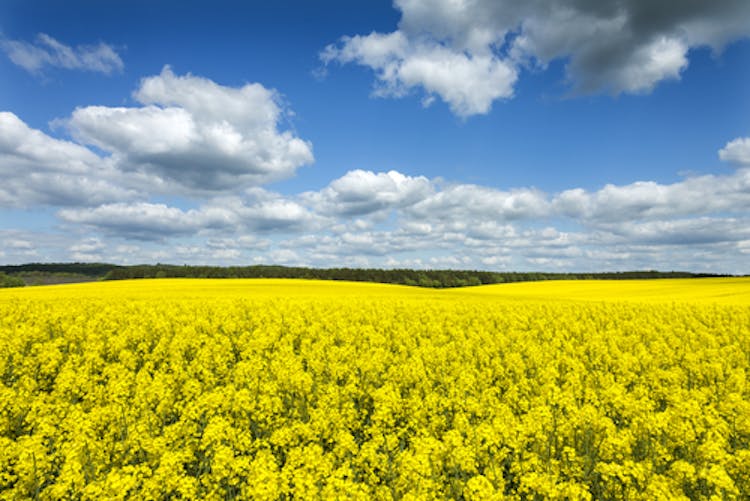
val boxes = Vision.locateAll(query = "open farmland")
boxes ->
[0,279,749,500]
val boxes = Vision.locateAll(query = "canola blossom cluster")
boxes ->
[0,278,749,500]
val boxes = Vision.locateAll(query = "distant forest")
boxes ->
[0,262,732,288]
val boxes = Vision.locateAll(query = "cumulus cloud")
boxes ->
[57,189,319,241]
[0,112,136,207]
[719,137,750,166]
[1,33,123,74]
[604,217,750,245]
[4,70,750,273]
[9,135,750,271]
[276,160,750,270]
[553,170,750,223]
[0,235,38,261]
[1,68,314,207]
[407,184,550,223]
[207,236,270,251]
[58,202,237,240]
[217,189,321,232]
[304,169,434,216]
[68,237,107,261]
[65,66,314,192]
[322,32,517,116]
[69,238,105,254]
[6,238,34,250]
[322,0,750,116]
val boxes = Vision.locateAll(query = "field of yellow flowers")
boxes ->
[1,278,749,500]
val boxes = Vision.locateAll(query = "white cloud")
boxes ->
[322,0,750,116]
[604,217,750,245]
[69,238,105,254]
[304,169,434,215]
[58,202,236,240]
[407,184,550,223]
[322,32,517,117]
[272,161,750,271]
[56,189,319,241]
[553,170,750,223]
[0,112,97,174]
[220,189,321,232]
[6,239,33,250]
[7,141,748,272]
[268,248,301,265]
[65,66,314,193]
[719,137,750,166]
[4,74,750,274]
[1,33,123,74]
[68,237,107,262]
[1,68,315,207]
[207,236,270,251]
[0,112,136,207]
[0,236,39,261]
[0,230,79,264]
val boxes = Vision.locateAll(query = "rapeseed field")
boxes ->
[0,278,748,500]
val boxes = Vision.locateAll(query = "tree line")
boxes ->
[0,262,730,289]
[101,264,727,288]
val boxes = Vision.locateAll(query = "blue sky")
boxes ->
[1,0,749,272]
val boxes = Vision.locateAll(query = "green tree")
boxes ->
[0,272,24,288]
